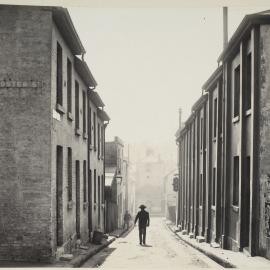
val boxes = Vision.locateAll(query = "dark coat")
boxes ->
[134,210,150,228]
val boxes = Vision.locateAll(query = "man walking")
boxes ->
[134,204,150,245]
[123,210,131,229]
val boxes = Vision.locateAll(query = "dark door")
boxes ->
[242,157,250,248]
[56,146,63,246]
[88,170,92,237]
[76,160,80,238]
[98,176,101,227]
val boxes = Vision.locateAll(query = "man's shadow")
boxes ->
[142,244,152,247]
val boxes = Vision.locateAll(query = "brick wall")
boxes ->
[89,99,105,232]
[0,6,53,262]
[259,25,270,259]
[50,21,89,253]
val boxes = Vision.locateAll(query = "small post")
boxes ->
[223,7,228,49]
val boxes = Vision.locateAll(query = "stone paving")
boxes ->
[81,217,222,268]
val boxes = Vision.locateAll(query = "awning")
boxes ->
[89,91,105,108]
[97,108,110,122]
[74,57,97,88]
[52,7,86,55]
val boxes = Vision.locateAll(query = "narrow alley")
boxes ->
[81,217,222,268]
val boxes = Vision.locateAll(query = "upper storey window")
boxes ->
[246,53,251,111]
[234,65,240,118]
[56,42,63,106]
[213,98,217,138]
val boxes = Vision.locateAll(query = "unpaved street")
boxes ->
[81,217,222,268]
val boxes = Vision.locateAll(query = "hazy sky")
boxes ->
[68,4,268,143]
[4,0,267,144]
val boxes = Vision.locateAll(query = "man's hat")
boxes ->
[139,204,146,209]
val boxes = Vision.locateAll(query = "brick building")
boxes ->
[104,136,128,232]
[0,5,109,262]
[176,10,270,260]
[88,91,110,234]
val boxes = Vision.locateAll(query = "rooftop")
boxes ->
[89,91,105,108]
[74,56,97,88]
[218,10,270,62]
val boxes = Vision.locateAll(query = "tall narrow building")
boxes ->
[0,5,109,262]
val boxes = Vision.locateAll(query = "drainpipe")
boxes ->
[88,85,96,241]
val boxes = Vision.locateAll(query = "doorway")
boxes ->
[56,146,63,246]
[242,156,250,249]
[76,160,80,238]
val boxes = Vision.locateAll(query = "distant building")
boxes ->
[104,136,128,232]
[135,152,166,216]
[163,169,178,223]
[0,5,109,262]
[126,160,136,219]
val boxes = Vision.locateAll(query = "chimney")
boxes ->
[179,108,182,129]
[223,7,228,49]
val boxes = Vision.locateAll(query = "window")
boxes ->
[212,168,216,206]
[101,126,103,157]
[94,112,96,150]
[246,53,251,111]
[75,81,79,130]
[98,176,101,205]
[98,123,100,157]
[200,118,203,150]
[89,170,92,203]
[213,98,217,138]
[56,42,63,106]
[83,91,86,134]
[67,58,72,113]
[89,108,92,145]
[234,65,240,117]
[233,156,239,206]
[83,160,87,203]
[102,175,104,203]
[94,169,96,203]
[67,147,72,201]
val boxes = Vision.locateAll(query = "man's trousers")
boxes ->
[139,226,146,244]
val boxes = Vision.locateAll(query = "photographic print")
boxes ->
[0,0,270,269]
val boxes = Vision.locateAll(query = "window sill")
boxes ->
[245,109,252,117]
[232,116,240,123]
[211,205,216,211]
[56,103,66,114]
[75,129,81,136]
[67,112,73,121]
[231,205,239,213]
[83,132,88,139]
